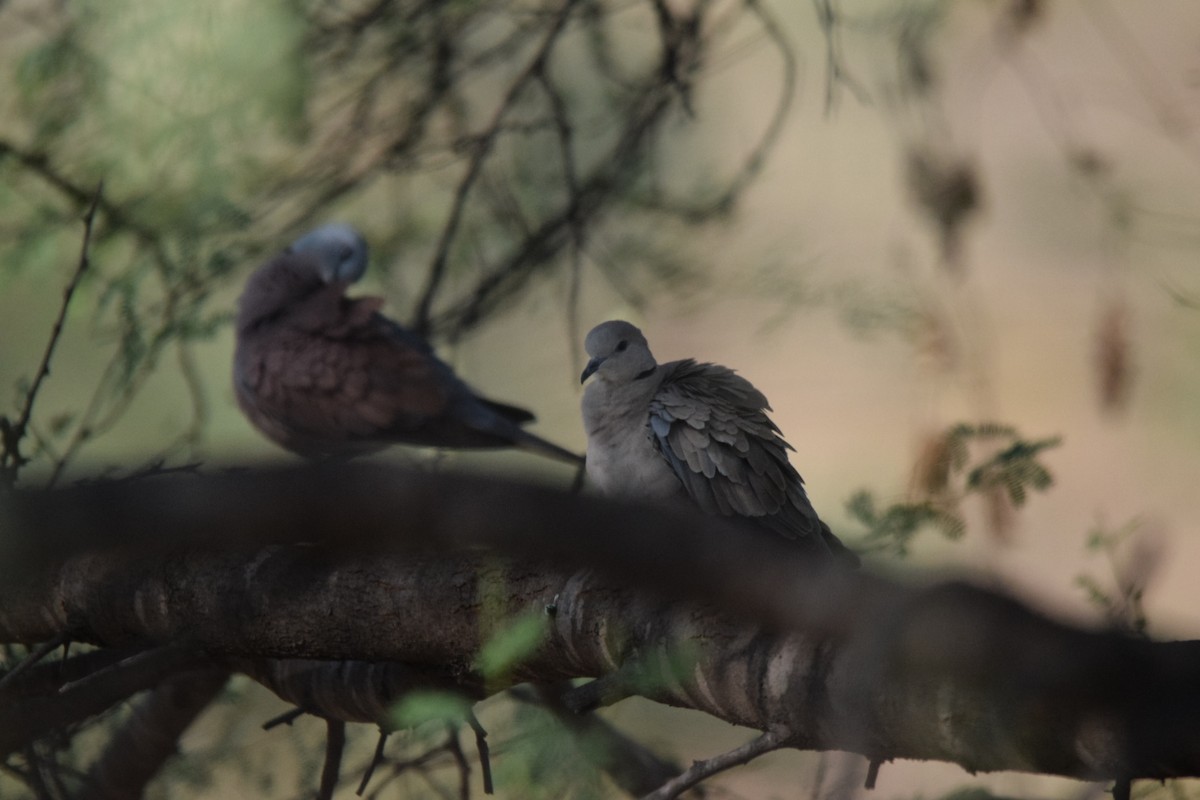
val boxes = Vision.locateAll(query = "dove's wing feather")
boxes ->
[648,359,828,546]
[235,226,581,464]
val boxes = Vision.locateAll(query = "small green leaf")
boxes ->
[389,690,472,730]
[476,611,548,681]
[845,489,877,525]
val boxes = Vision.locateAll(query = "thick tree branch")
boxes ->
[1,466,1199,787]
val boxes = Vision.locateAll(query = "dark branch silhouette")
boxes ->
[77,669,229,800]
[1,466,1199,797]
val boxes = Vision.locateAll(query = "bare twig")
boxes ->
[0,634,71,695]
[262,707,307,731]
[1,183,102,486]
[411,0,578,334]
[864,757,883,789]
[813,0,872,114]
[364,735,456,800]
[0,647,142,702]
[0,644,210,758]
[465,711,493,795]
[536,65,587,377]
[445,724,471,800]
[641,725,792,800]
[356,730,389,796]
[318,719,346,800]
[23,744,53,800]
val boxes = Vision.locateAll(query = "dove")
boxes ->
[579,320,856,564]
[234,223,581,465]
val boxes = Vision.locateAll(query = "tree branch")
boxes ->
[2,466,1199,787]
[77,669,229,800]
[318,719,346,800]
[0,644,212,759]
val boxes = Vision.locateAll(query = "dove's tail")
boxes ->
[457,398,584,466]
[510,427,586,467]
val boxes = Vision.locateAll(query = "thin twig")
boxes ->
[0,634,71,695]
[356,730,389,796]
[364,737,454,800]
[445,723,471,800]
[318,719,347,800]
[434,89,675,337]
[864,757,882,789]
[0,645,208,759]
[537,66,587,380]
[813,0,871,114]
[411,0,577,334]
[465,710,493,795]
[262,707,307,731]
[1,183,102,484]
[641,725,792,800]
[23,744,53,800]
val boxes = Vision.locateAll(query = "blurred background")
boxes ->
[1,0,1199,797]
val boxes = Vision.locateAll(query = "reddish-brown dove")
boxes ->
[234,223,581,464]
[580,320,856,564]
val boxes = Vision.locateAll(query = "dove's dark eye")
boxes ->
[338,245,353,261]
[616,340,628,352]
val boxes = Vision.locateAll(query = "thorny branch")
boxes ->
[0,183,101,488]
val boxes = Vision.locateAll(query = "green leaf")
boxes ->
[389,690,472,730]
[476,610,548,681]
[845,489,878,525]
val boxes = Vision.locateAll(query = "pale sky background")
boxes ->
[2,1,1200,797]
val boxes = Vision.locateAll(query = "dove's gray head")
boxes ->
[290,223,368,284]
[580,320,658,384]
[236,223,368,335]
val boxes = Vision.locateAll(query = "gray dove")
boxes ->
[580,320,856,563]
[234,223,581,464]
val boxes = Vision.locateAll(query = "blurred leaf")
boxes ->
[389,690,472,730]
[476,610,548,681]
[497,700,609,800]
[16,25,99,142]
[47,413,74,437]
[966,436,1061,507]
[857,423,1058,553]
[846,489,965,556]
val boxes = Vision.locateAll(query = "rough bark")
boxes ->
[1,466,1198,787]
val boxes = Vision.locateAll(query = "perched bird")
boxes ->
[580,320,856,564]
[234,223,581,464]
